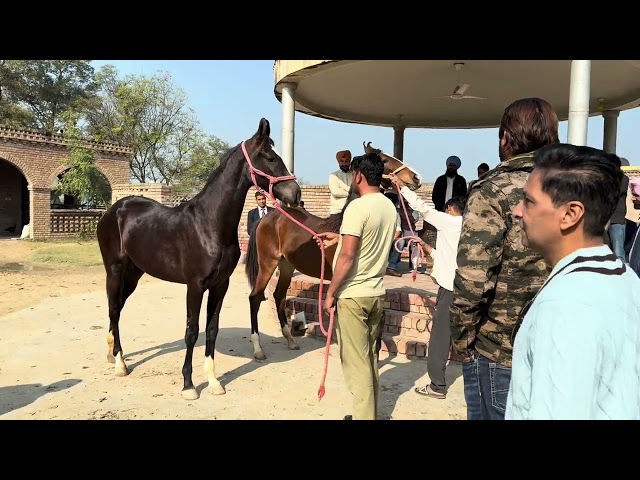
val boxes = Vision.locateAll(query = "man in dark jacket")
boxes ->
[607,157,630,262]
[450,97,558,420]
[431,156,468,211]
[247,191,275,236]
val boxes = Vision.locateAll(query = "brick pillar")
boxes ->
[29,186,50,239]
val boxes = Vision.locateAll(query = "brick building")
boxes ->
[0,125,132,239]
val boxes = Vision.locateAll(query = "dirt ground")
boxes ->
[0,238,467,420]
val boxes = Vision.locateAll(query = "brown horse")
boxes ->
[244,143,422,360]
[96,118,301,400]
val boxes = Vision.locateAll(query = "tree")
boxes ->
[0,60,97,132]
[54,111,111,209]
[170,135,231,196]
[85,66,205,184]
[0,60,36,128]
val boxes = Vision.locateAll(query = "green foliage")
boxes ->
[0,60,96,131]
[54,112,111,208]
[171,135,231,196]
[1,60,233,199]
[85,67,209,184]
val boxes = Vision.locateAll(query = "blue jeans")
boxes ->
[609,223,626,262]
[461,352,511,420]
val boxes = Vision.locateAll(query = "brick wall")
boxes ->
[0,125,132,239]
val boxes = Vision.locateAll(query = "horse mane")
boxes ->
[320,186,360,232]
[192,143,242,197]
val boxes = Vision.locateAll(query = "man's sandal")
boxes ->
[414,385,446,399]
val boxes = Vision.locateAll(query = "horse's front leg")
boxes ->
[203,278,230,396]
[181,284,205,400]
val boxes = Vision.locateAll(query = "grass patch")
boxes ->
[31,240,103,267]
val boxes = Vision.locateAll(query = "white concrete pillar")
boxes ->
[602,110,620,154]
[393,126,405,160]
[567,60,592,146]
[280,83,296,173]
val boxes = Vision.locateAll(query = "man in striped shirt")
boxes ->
[506,143,640,420]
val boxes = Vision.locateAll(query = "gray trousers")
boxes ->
[427,286,453,393]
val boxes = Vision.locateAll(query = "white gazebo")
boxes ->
[273,60,640,171]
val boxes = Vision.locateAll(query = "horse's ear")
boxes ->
[256,118,270,140]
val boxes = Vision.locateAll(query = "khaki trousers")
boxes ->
[336,295,385,420]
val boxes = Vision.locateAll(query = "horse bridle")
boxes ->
[240,141,296,201]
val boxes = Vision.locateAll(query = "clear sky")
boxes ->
[91,60,640,185]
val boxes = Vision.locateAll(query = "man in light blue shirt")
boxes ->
[506,143,640,420]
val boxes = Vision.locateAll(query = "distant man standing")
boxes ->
[606,157,630,262]
[329,150,353,215]
[507,143,640,420]
[316,153,399,421]
[627,178,640,277]
[477,163,490,178]
[431,156,468,212]
[247,191,274,236]
[450,97,558,420]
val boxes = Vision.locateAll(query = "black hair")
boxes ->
[255,190,266,198]
[478,163,490,171]
[445,196,467,214]
[351,152,384,187]
[533,143,622,238]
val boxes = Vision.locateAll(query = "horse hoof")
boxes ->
[254,351,267,361]
[114,366,129,377]
[206,384,226,396]
[107,353,115,364]
[288,344,300,351]
[181,388,199,400]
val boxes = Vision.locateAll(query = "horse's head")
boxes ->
[362,141,422,192]
[244,118,301,207]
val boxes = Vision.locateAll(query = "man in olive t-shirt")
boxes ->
[317,153,399,420]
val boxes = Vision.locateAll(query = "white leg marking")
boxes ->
[181,388,199,400]
[203,355,225,395]
[114,351,129,377]
[282,324,300,350]
[252,332,266,360]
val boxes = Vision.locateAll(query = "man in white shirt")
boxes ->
[390,173,465,399]
[329,150,353,215]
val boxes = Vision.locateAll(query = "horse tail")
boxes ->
[245,228,260,291]
[116,208,126,256]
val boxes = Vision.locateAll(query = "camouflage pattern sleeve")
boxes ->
[449,182,506,358]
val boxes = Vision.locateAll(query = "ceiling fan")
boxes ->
[432,62,486,100]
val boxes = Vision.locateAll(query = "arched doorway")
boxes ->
[0,158,30,238]
[50,167,112,210]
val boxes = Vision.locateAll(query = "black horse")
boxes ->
[96,118,301,401]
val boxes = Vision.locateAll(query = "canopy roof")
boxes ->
[274,60,640,128]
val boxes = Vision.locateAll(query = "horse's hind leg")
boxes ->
[106,258,143,377]
[248,255,279,361]
[202,278,230,396]
[274,259,299,351]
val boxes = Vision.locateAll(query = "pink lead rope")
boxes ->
[241,142,335,400]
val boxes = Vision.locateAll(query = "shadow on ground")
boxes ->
[0,379,82,416]
[124,326,323,395]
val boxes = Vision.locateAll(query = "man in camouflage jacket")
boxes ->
[449,97,558,420]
